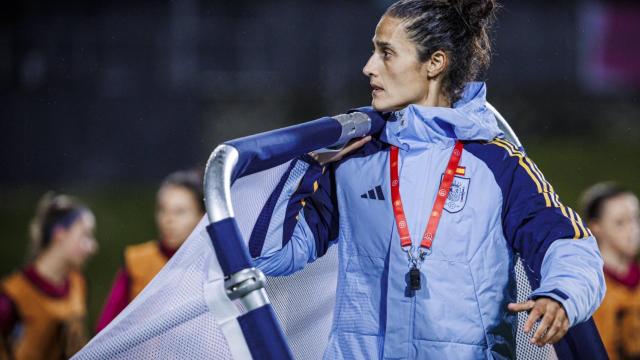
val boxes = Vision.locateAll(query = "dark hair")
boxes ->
[160,169,205,213]
[385,0,497,102]
[28,192,89,260]
[580,182,632,222]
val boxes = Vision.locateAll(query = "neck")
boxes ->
[159,238,180,258]
[420,80,451,108]
[33,249,71,286]
[600,244,632,275]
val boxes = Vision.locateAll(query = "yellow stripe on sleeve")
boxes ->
[566,207,582,239]
[493,139,556,205]
[571,209,590,239]
[493,138,519,153]
[524,157,554,206]
[529,161,560,208]
[489,140,550,206]
[530,160,588,239]
[489,139,584,238]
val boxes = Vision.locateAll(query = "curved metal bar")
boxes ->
[205,111,385,225]
[202,110,383,359]
[204,144,239,223]
[486,101,522,147]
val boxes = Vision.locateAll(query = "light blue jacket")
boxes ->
[249,83,605,359]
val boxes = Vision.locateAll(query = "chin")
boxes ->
[373,104,399,113]
[165,236,187,248]
[372,98,402,113]
[70,259,87,269]
[371,100,390,112]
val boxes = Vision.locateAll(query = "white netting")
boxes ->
[74,161,555,360]
[231,163,339,360]
[74,162,337,360]
[514,257,557,360]
[74,216,233,359]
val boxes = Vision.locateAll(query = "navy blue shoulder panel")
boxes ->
[248,153,339,259]
[301,164,340,257]
[248,160,298,258]
[249,133,389,259]
[464,140,589,283]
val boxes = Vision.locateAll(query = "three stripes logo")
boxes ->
[361,185,385,201]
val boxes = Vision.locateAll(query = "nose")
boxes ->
[90,239,98,255]
[362,54,376,78]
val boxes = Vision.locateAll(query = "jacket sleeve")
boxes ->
[248,154,340,276]
[467,139,605,327]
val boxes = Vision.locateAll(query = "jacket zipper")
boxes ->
[407,294,416,358]
[406,148,432,359]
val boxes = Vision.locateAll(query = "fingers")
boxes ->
[548,318,570,344]
[509,298,569,346]
[540,315,563,345]
[316,136,372,165]
[507,300,535,313]
[523,304,543,334]
[340,136,372,155]
[531,305,556,345]
[525,299,569,346]
[542,307,568,345]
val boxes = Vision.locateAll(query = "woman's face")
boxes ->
[362,16,431,112]
[156,185,203,249]
[58,211,98,268]
[592,193,640,259]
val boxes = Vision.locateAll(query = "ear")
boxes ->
[424,50,448,79]
[50,225,68,245]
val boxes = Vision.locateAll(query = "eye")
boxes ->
[615,219,626,227]
[382,49,393,60]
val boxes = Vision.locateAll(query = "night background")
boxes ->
[1,0,639,333]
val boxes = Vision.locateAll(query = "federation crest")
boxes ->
[443,175,470,213]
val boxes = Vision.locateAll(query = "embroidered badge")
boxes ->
[444,176,470,213]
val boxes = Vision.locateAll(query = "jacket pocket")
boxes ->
[334,254,386,336]
[413,259,487,346]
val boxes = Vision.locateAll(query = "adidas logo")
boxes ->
[361,185,385,201]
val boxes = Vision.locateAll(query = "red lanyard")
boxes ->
[390,141,464,253]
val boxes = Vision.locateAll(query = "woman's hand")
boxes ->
[310,136,372,166]
[508,297,570,347]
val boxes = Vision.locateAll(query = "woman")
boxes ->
[0,193,98,360]
[249,0,605,358]
[582,183,640,359]
[96,169,204,332]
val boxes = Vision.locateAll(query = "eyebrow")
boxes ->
[373,39,392,49]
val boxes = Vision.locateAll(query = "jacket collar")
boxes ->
[380,82,503,150]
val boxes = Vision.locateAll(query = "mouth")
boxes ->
[371,83,384,96]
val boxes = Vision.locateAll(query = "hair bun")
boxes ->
[450,0,497,34]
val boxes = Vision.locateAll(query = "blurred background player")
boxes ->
[95,169,204,332]
[581,182,640,359]
[0,193,98,360]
